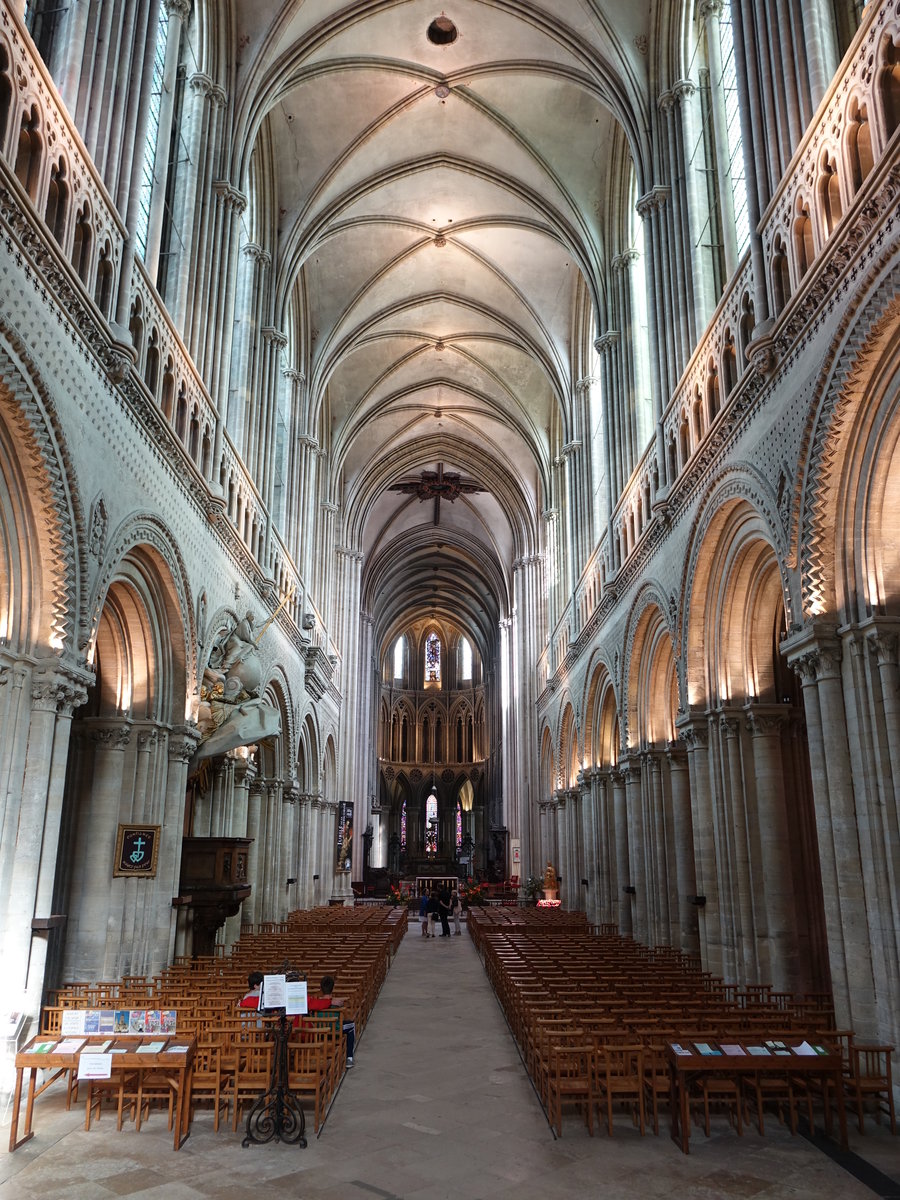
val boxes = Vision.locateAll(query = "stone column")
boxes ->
[623,761,647,942]
[720,713,756,982]
[678,716,722,976]
[243,778,265,928]
[784,627,876,1035]
[1,660,89,1023]
[611,768,631,935]
[746,706,800,992]
[666,742,699,955]
[64,721,132,980]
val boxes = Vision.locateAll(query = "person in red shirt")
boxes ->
[306,974,356,1067]
[238,971,264,1009]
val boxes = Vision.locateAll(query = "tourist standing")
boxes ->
[419,889,430,937]
[438,884,452,936]
[450,889,462,935]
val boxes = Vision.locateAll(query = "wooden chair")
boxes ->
[190,1042,232,1131]
[288,1039,328,1132]
[845,1044,896,1134]
[642,1043,670,1135]
[595,1044,645,1136]
[231,1041,273,1131]
[742,1066,799,1137]
[546,1042,594,1136]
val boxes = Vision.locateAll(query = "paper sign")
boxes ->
[78,1052,112,1080]
[60,1010,86,1035]
[284,980,308,1016]
[262,974,287,1009]
[55,1038,86,1054]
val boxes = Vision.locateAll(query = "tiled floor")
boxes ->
[1,925,898,1199]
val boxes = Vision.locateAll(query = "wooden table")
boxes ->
[666,1041,847,1153]
[9,1035,196,1152]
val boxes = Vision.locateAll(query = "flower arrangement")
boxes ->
[461,881,485,907]
[387,884,407,906]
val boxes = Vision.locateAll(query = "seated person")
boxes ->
[239,970,264,1009]
[303,974,356,1067]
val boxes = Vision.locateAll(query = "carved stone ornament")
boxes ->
[88,493,108,559]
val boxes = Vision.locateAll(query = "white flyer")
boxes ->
[77,1052,112,1080]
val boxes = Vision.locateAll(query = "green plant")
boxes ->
[523,875,543,904]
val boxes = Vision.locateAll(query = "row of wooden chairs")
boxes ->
[468,908,895,1139]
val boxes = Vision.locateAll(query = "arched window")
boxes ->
[459,636,472,682]
[771,235,791,313]
[0,45,11,152]
[15,106,41,199]
[71,205,92,281]
[425,789,438,854]
[425,632,441,684]
[819,154,843,239]
[456,798,462,851]
[880,32,900,141]
[393,635,405,680]
[136,5,170,259]
[400,798,407,851]
[846,98,874,194]
[94,241,114,316]
[145,331,161,395]
[794,201,814,279]
[44,157,67,244]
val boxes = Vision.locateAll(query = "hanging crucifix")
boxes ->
[388,463,485,525]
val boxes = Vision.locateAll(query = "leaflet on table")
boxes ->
[792,1040,818,1056]
[720,1044,746,1056]
[669,1043,692,1056]
[136,1040,166,1053]
[164,1044,191,1053]
[54,1038,86,1054]
[26,1041,57,1054]
[284,980,308,1016]
[694,1043,722,1056]
[745,1045,771,1055]
[262,974,287,1009]
[77,1052,112,1080]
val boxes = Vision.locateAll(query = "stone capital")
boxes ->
[163,0,192,21]
[167,721,201,762]
[594,330,620,354]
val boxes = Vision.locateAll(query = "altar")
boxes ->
[414,875,458,896]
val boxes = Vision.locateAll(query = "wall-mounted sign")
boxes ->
[113,824,161,878]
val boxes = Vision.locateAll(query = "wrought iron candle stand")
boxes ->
[242,1012,307,1147]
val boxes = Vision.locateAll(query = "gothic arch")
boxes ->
[798,278,900,622]
[0,330,86,654]
[558,700,579,788]
[681,468,792,707]
[539,723,556,796]
[626,603,678,751]
[684,494,790,710]
[90,513,195,714]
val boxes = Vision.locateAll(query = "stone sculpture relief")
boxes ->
[190,609,280,771]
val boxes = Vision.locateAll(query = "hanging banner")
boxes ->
[336,802,353,870]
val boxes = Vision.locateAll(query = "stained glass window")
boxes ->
[425,632,441,683]
[456,799,462,850]
[425,789,438,853]
[400,799,407,851]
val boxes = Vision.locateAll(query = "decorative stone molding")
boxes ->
[88,493,108,560]
[168,722,201,762]
[593,330,620,355]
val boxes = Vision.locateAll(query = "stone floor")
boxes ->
[1,924,898,1200]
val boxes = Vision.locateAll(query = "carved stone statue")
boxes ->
[542,860,558,900]
[190,609,280,772]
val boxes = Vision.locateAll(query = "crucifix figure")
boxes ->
[387,463,485,525]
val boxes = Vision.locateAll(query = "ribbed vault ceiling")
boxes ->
[232,0,652,663]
